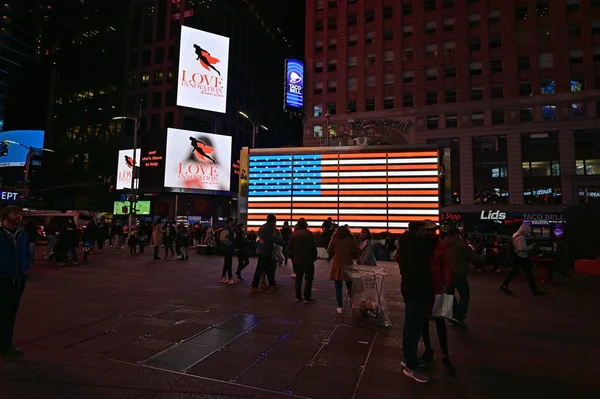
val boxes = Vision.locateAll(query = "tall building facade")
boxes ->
[304,0,600,220]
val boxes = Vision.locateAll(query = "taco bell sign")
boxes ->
[284,58,304,110]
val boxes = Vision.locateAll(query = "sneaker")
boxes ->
[0,346,23,357]
[421,348,434,363]
[500,285,513,295]
[401,360,426,369]
[269,285,281,291]
[449,318,467,328]
[220,278,229,284]
[533,289,547,296]
[304,299,317,304]
[442,356,456,377]
[295,298,302,302]
[336,307,343,314]
[403,366,429,383]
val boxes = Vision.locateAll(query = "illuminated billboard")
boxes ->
[116,149,141,190]
[284,58,304,110]
[113,201,151,215]
[246,150,440,234]
[164,128,232,193]
[0,130,45,167]
[177,26,230,113]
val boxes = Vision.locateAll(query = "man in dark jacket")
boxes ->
[219,218,236,282]
[251,214,285,292]
[96,217,110,252]
[0,206,31,357]
[396,221,435,383]
[290,218,318,303]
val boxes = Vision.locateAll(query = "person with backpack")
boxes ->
[500,224,546,296]
[220,218,236,283]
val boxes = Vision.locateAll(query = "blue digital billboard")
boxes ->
[284,58,304,110]
[0,130,45,168]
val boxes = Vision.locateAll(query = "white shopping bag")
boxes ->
[432,293,453,319]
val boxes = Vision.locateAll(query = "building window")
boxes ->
[328,0,338,8]
[153,69,163,85]
[539,53,553,68]
[592,21,600,35]
[315,20,323,32]
[348,14,357,25]
[327,81,337,93]
[403,94,414,107]
[522,161,560,177]
[384,6,393,19]
[347,77,357,91]
[141,71,150,86]
[403,26,413,38]
[366,75,376,88]
[326,102,336,114]
[594,47,600,62]
[347,100,357,113]
[403,48,414,61]
[491,85,504,99]
[155,48,164,64]
[424,0,436,12]
[566,0,580,13]
[537,2,550,17]
[444,66,456,79]
[426,68,438,81]
[365,9,375,22]
[515,5,528,19]
[443,0,455,8]
[471,87,483,101]
[314,61,323,73]
[542,105,556,121]
[313,105,323,117]
[491,109,505,124]
[384,73,395,86]
[468,14,481,28]
[470,38,481,51]
[445,90,457,103]
[470,62,482,76]
[152,91,162,107]
[427,116,439,129]
[520,107,534,122]
[384,50,394,63]
[425,21,437,35]
[489,34,502,49]
[443,18,455,32]
[538,27,551,42]
[518,56,530,70]
[348,55,357,67]
[577,159,600,175]
[314,82,323,94]
[444,41,457,55]
[366,53,375,66]
[425,44,437,58]
[366,97,376,111]
[488,10,501,24]
[328,17,337,29]
[402,3,412,16]
[403,71,414,83]
[519,82,532,96]
[569,24,581,38]
[445,114,458,128]
[490,60,503,74]
[327,60,337,72]
[471,112,485,126]
[426,91,438,105]
[328,38,337,50]
[366,31,375,45]
[383,27,393,41]
[570,49,584,65]
[384,96,395,109]
[315,40,324,52]
[348,34,357,47]
[313,125,323,138]
[315,0,324,11]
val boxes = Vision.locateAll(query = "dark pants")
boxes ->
[402,298,429,370]
[252,255,277,288]
[502,257,539,292]
[130,246,137,255]
[165,242,174,257]
[0,276,27,350]
[68,245,77,262]
[97,239,105,251]
[153,246,160,259]
[450,273,470,321]
[295,263,315,300]
[221,249,234,279]
[139,239,145,253]
[423,318,449,355]
[236,250,249,276]
[334,280,353,307]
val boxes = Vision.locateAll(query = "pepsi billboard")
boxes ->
[0,130,45,168]
[284,58,304,110]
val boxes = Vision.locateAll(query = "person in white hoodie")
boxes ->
[500,224,546,296]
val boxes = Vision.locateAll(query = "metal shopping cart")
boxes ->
[344,265,392,328]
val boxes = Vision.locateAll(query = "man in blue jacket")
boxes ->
[0,205,31,357]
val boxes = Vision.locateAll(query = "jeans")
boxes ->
[334,280,353,307]
[450,273,470,321]
[295,263,315,300]
[252,255,277,288]
[221,250,234,279]
[46,235,56,256]
[403,298,429,370]
[502,257,539,292]
[0,276,27,350]
[180,246,188,259]
[422,318,449,355]
[236,250,249,276]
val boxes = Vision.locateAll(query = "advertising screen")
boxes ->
[246,150,440,234]
[113,201,151,215]
[164,128,232,193]
[116,149,141,190]
[0,130,45,167]
[177,26,230,113]
[284,58,304,109]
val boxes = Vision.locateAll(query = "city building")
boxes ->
[304,0,600,228]
[125,0,300,218]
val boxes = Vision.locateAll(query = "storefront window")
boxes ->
[524,188,561,204]
[474,188,509,204]
[579,187,600,203]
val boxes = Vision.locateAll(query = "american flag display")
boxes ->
[246,150,440,234]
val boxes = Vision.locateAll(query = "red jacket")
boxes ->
[430,239,452,295]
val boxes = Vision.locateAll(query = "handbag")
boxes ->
[432,290,453,319]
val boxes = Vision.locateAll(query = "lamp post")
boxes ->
[113,99,143,238]
[238,111,268,148]
[324,112,331,147]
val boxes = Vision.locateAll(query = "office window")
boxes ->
[425,21,437,35]
[328,0,337,8]
[348,14,357,25]
[384,6,393,19]
[470,62,482,76]
[384,50,394,63]
[426,68,438,81]
[348,34,357,47]
[444,66,456,78]
[315,40,324,52]
[403,71,414,83]
[576,159,600,175]
[402,2,412,16]
[327,81,337,93]
[425,44,437,58]
[152,91,162,107]
[491,85,504,99]
[517,31,530,46]
[153,69,163,85]
[347,78,357,91]
[471,87,483,101]
[313,126,323,138]
[594,47,600,62]
[539,53,554,69]
[468,14,481,27]
[327,60,337,72]
[443,18,455,32]
[366,53,375,66]
[366,97,376,111]
[569,24,581,38]
[444,41,457,55]
[315,20,323,32]
[314,61,323,73]
[313,104,323,117]
[537,2,550,17]
[472,112,485,126]
[489,10,501,24]
[155,47,164,64]
[445,90,457,103]
[403,48,414,61]
[519,82,532,96]
[445,114,458,128]
[443,0,455,8]
[315,0,324,10]
[326,102,336,114]
[425,0,436,12]
[314,82,323,94]
[328,17,337,29]
[592,21,600,35]
[490,60,503,74]
[348,55,357,67]
[491,109,505,124]
[520,107,534,122]
[489,34,502,49]
[427,116,439,129]
[384,96,395,109]
[384,73,395,86]
[515,5,528,19]
[542,105,556,121]
[384,27,393,41]
[470,38,481,51]
[347,100,357,113]
[366,9,375,22]
[403,25,413,38]
[366,31,375,45]
[403,94,414,107]
[518,56,530,70]
[328,38,337,50]
[566,0,580,13]
[366,74,376,88]
[538,27,551,42]
[426,91,438,105]
[141,71,150,86]
[570,49,584,65]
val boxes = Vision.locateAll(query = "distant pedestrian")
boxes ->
[327,225,360,314]
[163,222,176,258]
[220,218,236,283]
[151,220,163,260]
[281,221,292,266]
[234,223,250,281]
[96,217,110,252]
[357,227,377,266]
[128,233,138,255]
[290,218,318,304]
[251,214,285,292]
[500,224,546,296]
[0,206,31,357]
[178,224,190,260]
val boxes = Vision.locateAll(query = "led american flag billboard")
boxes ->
[246,149,440,234]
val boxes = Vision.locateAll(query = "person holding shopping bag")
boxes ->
[327,225,359,314]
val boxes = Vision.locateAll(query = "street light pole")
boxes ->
[325,112,331,147]
[127,99,143,239]
[252,123,258,149]
[239,111,268,149]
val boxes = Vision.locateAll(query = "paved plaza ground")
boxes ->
[1,247,600,399]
